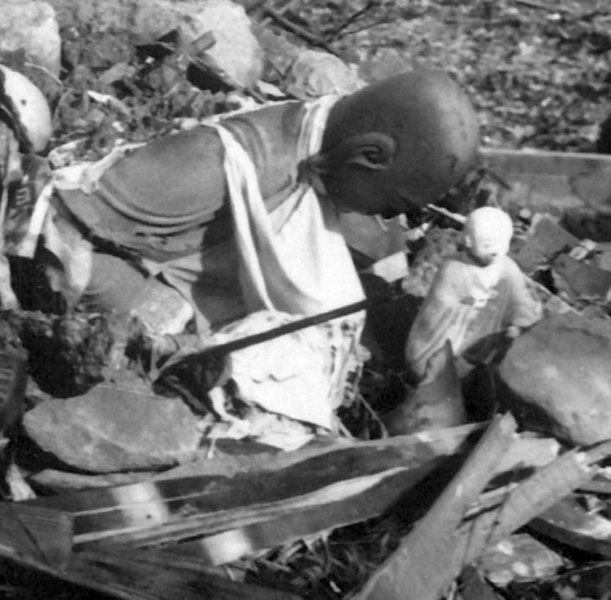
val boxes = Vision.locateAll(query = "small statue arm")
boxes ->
[503,258,543,337]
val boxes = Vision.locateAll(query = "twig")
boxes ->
[425,204,467,224]
[511,0,569,14]
[262,7,339,56]
[325,1,379,43]
[354,414,518,600]
[23,62,62,87]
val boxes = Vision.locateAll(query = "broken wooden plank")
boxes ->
[480,147,611,217]
[458,446,600,564]
[88,435,560,557]
[27,426,561,554]
[77,468,412,546]
[0,502,73,568]
[0,542,302,600]
[356,436,605,600]
[529,494,611,558]
[578,477,611,495]
[354,413,518,600]
[72,549,303,600]
[450,441,611,581]
[27,424,485,542]
[90,466,437,561]
[88,435,560,560]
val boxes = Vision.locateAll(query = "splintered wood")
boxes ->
[25,423,483,549]
[354,413,519,600]
[2,422,611,600]
[355,431,610,600]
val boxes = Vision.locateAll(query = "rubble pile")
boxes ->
[1,1,611,600]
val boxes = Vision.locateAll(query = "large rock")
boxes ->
[285,50,365,99]
[46,0,263,88]
[23,384,202,472]
[498,313,611,445]
[0,2,61,77]
[133,0,263,87]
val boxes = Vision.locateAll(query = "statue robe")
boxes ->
[405,251,541,382]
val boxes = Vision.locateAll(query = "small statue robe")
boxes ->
[405,251,542,382]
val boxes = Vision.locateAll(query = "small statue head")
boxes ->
[464,207,513,266]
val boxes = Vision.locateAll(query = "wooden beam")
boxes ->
[27,424,484,542]
[354,413,518,600]
[356,436,606,600]
[24,426,562,555]
[88,467,436,558]
[0,503,73,568]
[73,549,303,600]
[529,495,611,557]
[0,544,303,600]
[480,147,611,216]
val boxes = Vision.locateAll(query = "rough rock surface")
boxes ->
[498,313,611,445]
[43,0,263,88]
[23,384,202,472]
[0,2,61,77]
[285,49,365,99]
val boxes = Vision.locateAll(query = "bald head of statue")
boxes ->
[464,207,513,267]
[317,70,480,217]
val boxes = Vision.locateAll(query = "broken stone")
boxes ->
[0,2,61,77]
[552,253,611,301]
[23,383,202,472]
[133,0,263,88]
[45,0,263,88]
[285,50,365,99]
[498,313,611,445]
[511,214,580,275]
[254,28,301,86]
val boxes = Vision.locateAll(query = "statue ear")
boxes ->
[322,132,396,172]
[344,132,396,170]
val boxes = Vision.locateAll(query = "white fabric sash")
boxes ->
[211,96,365,317]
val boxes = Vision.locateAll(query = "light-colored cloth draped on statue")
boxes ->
[204,96,365,429]
[140,96,365,332]
[213,95,365,316]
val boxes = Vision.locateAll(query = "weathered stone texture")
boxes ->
[24,384,202,472]
[499,313,611,445]
[0,2,61,76]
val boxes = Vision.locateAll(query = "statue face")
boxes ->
[463,207,513,267]
[466,230,511,266]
